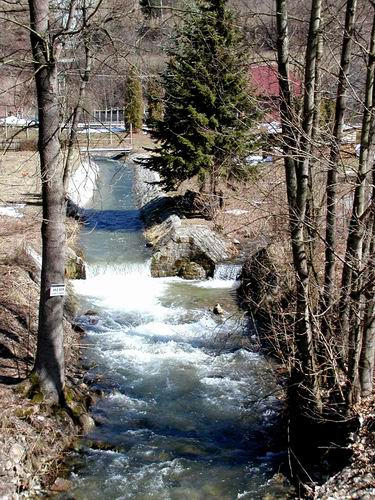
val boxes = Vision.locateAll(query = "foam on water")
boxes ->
[191,278,240,289]
[85,260,151,279]
[74,261,172,318]
[66,159,286,499]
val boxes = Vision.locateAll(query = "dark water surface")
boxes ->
[65,159,287,499]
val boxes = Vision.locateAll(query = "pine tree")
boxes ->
[124,67,144,132]
[146,78,164,127]
[147,0,258,192]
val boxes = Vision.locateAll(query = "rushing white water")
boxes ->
[213,263,243,281]
[65,159,286,500]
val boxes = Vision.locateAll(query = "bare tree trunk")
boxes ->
[305,3,323,276]
[359,224,375,396]
[341,9,375,405]
[63,25,92,193]
[323,0,357,315]
[276,0,322,412]
[359,144,375,396]
[29,0,66,403]
[360,300,375,396]
[276,0,297,214]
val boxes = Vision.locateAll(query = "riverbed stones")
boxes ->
[238,244,280,311]
[213,303,224,315]
[79,413,95,434]
[178,260,206,280]
[50,478,72,492]
[9,443,25,464]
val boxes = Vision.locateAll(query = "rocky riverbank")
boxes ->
[237,233,375,500]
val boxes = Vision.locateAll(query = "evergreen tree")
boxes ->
[124,67,144,131]
[146,78,164,127]
[147,0,258,191]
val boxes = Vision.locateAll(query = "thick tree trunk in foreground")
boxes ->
[360,167,375,396]
[360,280,375,396]
[29,0,66,403]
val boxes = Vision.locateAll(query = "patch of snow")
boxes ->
[78,126,126,134]
[245,155,263,164]
[355,144,375,158]
[272,147,284,155]
[261,121,282,134]
[25,245,42,268]
[67,157,99,208]
[0,204,25,218]
[0,115,37,127]
[343,123,355,131]
[225,209,249,215]
[245,155,273,165]
[78,128,103,134]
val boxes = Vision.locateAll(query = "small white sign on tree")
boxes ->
[50,284,66,297]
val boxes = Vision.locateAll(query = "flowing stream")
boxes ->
[66,159,287,499]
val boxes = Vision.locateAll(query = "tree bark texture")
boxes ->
[359,148,375,396]
[29,0,66,402]
[359,271,375,396]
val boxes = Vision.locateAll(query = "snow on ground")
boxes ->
[0,115,37,127]
[225,209,250,215]
[0,204,25,218]
[78,126,126,134]
[67,158,99,207]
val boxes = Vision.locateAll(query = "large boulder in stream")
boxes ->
[133,161,238,279]
[238,244,282,313]
[150,216,236,279]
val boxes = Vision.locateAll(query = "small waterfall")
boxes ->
[213,262,242,280]
[85,260,151,279]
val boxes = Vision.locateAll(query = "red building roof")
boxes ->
[250,65,302,97]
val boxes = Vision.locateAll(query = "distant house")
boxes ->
[250,64,302,121]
